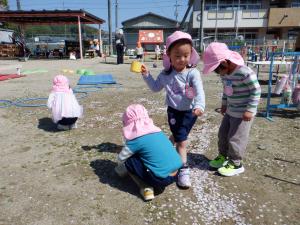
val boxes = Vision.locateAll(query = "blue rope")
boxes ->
[96,83,123,88]
[14,97,48,107]
[0,99,13,108]
[73,85,102,93]
[74,91,88,99]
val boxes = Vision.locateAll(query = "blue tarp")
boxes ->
[77,74,116,85]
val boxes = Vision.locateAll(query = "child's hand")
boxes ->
[220,105,227,115]
[141,64,149,77]
[242,111,253,121]
[193,108,204,117]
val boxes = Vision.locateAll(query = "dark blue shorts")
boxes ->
[57,117,78,125]
[125,155,176,189]
[167,106,197,142]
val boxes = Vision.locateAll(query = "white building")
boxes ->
[190,0,300,43]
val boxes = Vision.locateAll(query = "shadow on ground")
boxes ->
[38,117,57,132]
[90,159,138,198]
[188,153,213,171]
[82,142,123,153]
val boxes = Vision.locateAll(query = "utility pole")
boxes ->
[235,0,241,39]
[115,0,118,31]
[63,1,66,39]
[179,0,194,30]
[199,0,205,52]
[174,0,181,23]
[16,0,21,10]
[214,0,219,41]
[108,0,113,55]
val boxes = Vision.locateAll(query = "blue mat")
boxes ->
[77,74,116,85]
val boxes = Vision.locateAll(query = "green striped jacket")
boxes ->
[221,65,261,118]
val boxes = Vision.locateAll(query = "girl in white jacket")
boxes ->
[47,75,83,130]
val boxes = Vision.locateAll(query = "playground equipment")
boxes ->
[265,52,300,121]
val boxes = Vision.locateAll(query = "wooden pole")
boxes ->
[78,15,83,60]
[99,24,103,56]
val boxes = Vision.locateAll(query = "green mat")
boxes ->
[76,69,95,75]
[22,69,48,74]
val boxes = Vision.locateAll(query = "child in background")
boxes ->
[141,31,205,188]
[136,42,144,61]
[47,75,83,131]
[202,42,261,176]
[115,104,182,201]
[94,40,100,57]
[155,44,161,60]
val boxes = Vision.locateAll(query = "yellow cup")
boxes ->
[130,61,142,73]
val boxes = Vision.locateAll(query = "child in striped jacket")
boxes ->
[202,42,261,176]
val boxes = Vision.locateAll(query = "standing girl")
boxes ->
[47,75,83,130]
[141,31,205,188]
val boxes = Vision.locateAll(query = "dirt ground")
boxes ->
[0,57,299,225]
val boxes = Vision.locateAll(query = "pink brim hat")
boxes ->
[202,42,244,75]
[163,31,200,70]
[122,104,161,141]
[52,75,72,93]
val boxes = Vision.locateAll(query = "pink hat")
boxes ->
[202,42,244,75]
[52,75,72,93]
[163,31,200,70]
[122,104,161,141]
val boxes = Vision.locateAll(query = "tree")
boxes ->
[0,0,8,7]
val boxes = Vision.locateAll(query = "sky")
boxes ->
[7,0,189,31]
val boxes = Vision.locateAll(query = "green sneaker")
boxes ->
[209,154,227,169]
[218,161,245,177]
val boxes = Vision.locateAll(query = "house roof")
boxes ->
[122,12,177,26]
[0,10,105,25]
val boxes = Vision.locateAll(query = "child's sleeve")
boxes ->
[117,145,134,164]
[192,69,205,111]
[143,72,164,92]
[243,71,261,113]
[221,78,228,106]
[221,94,228,106]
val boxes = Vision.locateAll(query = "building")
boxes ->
[122,12,178,50]
[0,28,13,43]
[190,0,300,44]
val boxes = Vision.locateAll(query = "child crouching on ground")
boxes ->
[115,104,183,201]
[47,75,83,131]
[202,42,261,176]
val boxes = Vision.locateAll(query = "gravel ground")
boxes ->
[0,57,299,225]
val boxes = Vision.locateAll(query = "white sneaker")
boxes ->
[140,187,154,201]
[177,167,191,189]
[57,124,70,131]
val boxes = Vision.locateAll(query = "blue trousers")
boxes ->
[125,155,177,189]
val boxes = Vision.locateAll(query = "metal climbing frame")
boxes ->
[265,52,300,121]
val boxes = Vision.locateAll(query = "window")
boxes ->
[242,9,267,19]
[291,0,300,8]
[207,10,234,20]
[204,0,261,10]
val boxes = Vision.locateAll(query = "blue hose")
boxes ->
[73,85,102,93]
[74,91,88,99]
[14,97,48,107]
[96,83,123,88]
[0,99,13,108]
